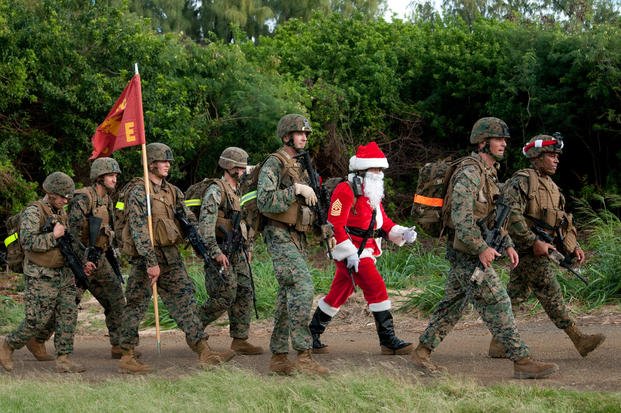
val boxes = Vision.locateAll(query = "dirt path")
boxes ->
[4,297,620,392]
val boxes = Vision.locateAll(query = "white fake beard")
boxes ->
[364,172,384,210]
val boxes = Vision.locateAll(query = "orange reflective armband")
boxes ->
[413,194,444,207]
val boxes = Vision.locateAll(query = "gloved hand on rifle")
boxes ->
[403,226,417,244]
[346,254,360,273]
[294,183,317,206]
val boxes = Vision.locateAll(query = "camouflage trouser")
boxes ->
[119,259,205,351]
[508,253,572,330]
[34,258,126,346]
[419,248,529,361]
[7,263,78,356]
[264,225,313,354]
[198,250,253,339]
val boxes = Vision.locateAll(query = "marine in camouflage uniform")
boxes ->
[258,114,330,375]
[196,147,263,355]
[0,172,86,373]
[410,117,559,379]
[492,134,605,358]
[30,158,128,360]
[117,143,234,374]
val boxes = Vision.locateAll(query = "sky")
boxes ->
[384,0,442,20]
[384,0,414,20]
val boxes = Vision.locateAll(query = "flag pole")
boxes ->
[136,63,161,355]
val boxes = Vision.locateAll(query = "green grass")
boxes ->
[0,369,620,412]
[0,295,23,334]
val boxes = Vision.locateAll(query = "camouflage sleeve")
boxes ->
[503,174,537,250]
[127,183,158,267]
[450,165,488,255]
[257,155,296,214]
[19,204,57,252]
[198,184,223,258]
[67,192,90,255]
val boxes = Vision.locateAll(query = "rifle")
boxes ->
[433,198,512,315]
[174,206,224,281]
[471,198,513,283]
[42,217,89,289]
[84,215,102,265]
[530,224,589,285]
[218,211,259,319]
[84,215,124,284]
[295,151,333,258]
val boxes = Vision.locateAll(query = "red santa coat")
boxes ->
[321,180,408,314]
[328,180,406,261]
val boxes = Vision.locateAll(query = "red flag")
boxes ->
[89,74,146,159]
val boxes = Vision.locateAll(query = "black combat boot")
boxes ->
[309,307,332,354]
[372,310,413,355]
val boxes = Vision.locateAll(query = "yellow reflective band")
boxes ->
[115,201,125,211]
[4,232,18,248]
[240,191,257,207]
[185,199,202,207]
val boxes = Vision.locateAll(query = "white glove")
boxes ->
[346,254,360,273]
[403,226,417,244]
[294,183,317,206]
[328,236,337,250]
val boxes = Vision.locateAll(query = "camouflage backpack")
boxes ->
[184,178,225,219]
[239,151,292,235]
[3,201,45,273]
[411,156,478,237]
[113,177,145,257]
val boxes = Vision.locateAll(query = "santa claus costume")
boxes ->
[309,142,417,355]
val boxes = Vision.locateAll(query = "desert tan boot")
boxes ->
[513,357,559,379]
[26,338,55,361]
[197,340,235,367]
[118,349,151,374]
[269,353,294,376]
[488,336,507,358]
[55,354,86,373]
[295,349,329,376]
[565,324,606,357]
[410,343,447,374]
[0,337,14,372]
[111,345,141,360]
[231,338,264,355]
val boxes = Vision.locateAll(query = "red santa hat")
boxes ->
[348,142,389,171]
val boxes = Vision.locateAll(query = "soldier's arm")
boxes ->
[257,156,296,214]
[197,184,224,258]
[67,192,90,255]
[503,175,537,250]
[19,205,57,252]
[451,166,488,255]
[127,185,158,267]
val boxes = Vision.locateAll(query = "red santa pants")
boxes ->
[323,258,389,310]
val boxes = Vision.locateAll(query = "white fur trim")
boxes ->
[318,298,339,317]
[388,225,407,247]
[369,300,391,312]
[332,239,357,261]
[349,156,389,171]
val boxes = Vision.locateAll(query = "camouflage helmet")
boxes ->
[469,117,510,144]
[522,134,564,159]
[42,172,75,198]
[276,114,312,140]
[146,142,174,164]
[218,147,248,170]
[90,157,121,181]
